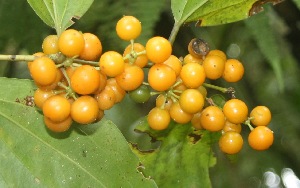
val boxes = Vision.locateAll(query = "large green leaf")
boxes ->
[0,77,157,187]
[27,0,94,35]
[132,118,220,188]
[171,0,283,27]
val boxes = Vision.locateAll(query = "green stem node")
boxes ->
[244,117,254,131]
[168,90,180,101]
[171,79,183,89]
[150,91,162,96]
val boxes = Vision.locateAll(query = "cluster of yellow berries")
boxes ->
[27,15,273,154]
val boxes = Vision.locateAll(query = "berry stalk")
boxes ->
[202,83,235,95]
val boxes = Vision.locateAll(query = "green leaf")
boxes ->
[0,77,157,187]
[187,0,260,26]
[210,94,226,108]
[171,0,208,24]
[292,0,300,9]
[27,0,94,35]
[133,118,219,188]
[0,78,35,102]
[171,0,283,27]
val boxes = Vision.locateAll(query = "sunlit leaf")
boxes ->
[171,0,208,24]
[171,0,284,27]
[132,118,220,188]
[0,77,157,187]
[188,0,260,26]
[27,0,94,35]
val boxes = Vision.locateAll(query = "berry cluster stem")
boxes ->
[203,83,230,93]
[0,54,99,69]
[73,58,99,67]
[60,68,78,100]
[0,54,35,62]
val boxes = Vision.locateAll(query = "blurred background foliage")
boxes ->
[0,0,299,187]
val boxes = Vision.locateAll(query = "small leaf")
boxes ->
[27,0,94,35]
[210,94,226,108]
[0,77,157,187]
[133,118,219,188]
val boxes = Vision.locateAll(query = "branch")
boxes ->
[0,55,35,62]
